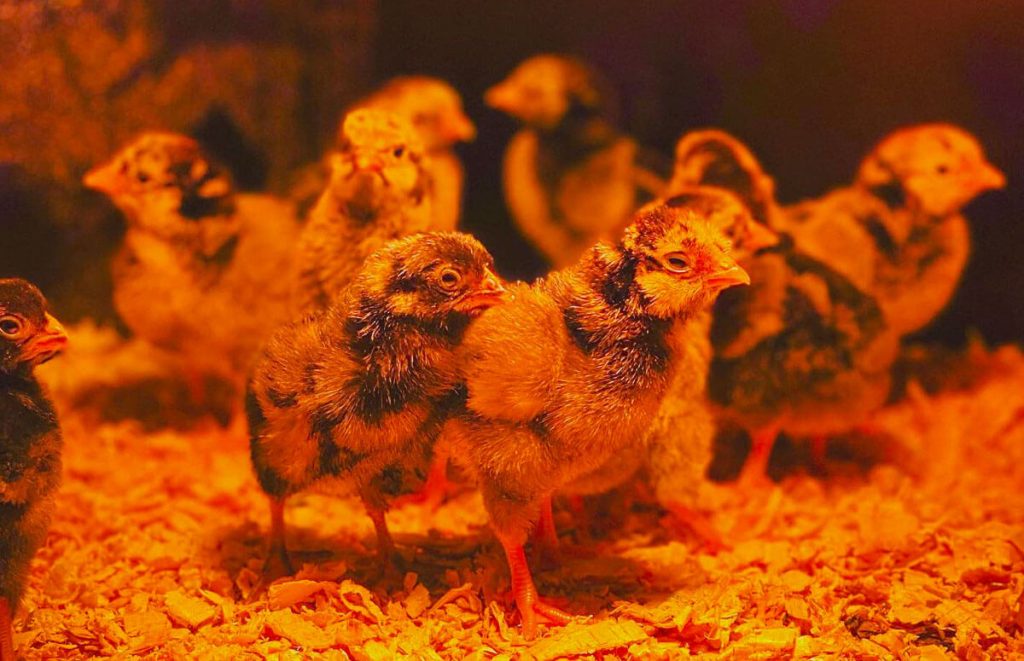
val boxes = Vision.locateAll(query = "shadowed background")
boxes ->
[2,0,1021,345]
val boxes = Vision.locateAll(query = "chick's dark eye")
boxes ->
[438,268,461,289]
[662,252,691,274]
[0,316,22,336]
[936,164,949,174]
[137,171,150,183]
[393,146,405,158]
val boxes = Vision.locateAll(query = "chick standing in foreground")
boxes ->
[563,181,778,547]
[84,132,300,417]
[248,233,504,577]
[0,280,68,661]
[448,203,749,637]
[296,109,434,311]
[487,54,664,268]
[779,123,1005,336]
[356,76,476,231]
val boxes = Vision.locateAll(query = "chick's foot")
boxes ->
[663,502,728,553]
[737,426,780,490]
[499,533,574,639]
[392,458,456,511]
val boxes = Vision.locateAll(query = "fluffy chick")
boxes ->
[780,123,1005,335]
[563,183,777,546]
[356,76,476,231]
[448,203,749,637]
[296,109,434,312]
[486,54,663,268]
[248,232,504,576]
[84,132,300,417]
[0,279,67,661]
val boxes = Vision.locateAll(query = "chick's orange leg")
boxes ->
[361,497,402,575]
[392,457,453,511]
[496,531,573,640]
[0,597,15,661]
[532,496,559,550]
[738,425,780,488]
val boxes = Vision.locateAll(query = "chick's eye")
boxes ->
[137,171,150,183]
[438,268,461,289]
[0,316,23,337]
[662,252,691,274]
[393,146,405,158]
[936,164,949,174]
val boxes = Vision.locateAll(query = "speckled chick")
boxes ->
[297,109,434,312]
[780,123,1004,335]
[356,76,476,231]
[0,279,67,661]
[83,132,301,417]
[248,232,504,576]
[563,182,777,545]
[486,54,662,268]
[448,203,749,637]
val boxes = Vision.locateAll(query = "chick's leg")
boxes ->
[532,496,559,550]
[359,492,403,577]
[0,597,14,661]
[495,531,573,640]
[261,497,293,582]
[738,425,780,488]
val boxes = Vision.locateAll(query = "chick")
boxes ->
[248,232,504,577]
[0,279,67,661]
[562,183,778,546]
[83,132,300,418]
[356,76,476,231]
[296,109,434,312]
[448,202,749,637]
[486,54,663,268]
[780,123,1005,335]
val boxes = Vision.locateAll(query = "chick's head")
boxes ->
[485,54,609,130]
[357,232,505,325]
[663,187,778,260]
[857,123,1005,217]
[0,279,67,373]
[358,76,475,150]
[331,109,429,207]
[83,132,235,233]
[619,203,751,319]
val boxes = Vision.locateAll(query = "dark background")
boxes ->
[2,0,1022,346]
[376,0,1024,347]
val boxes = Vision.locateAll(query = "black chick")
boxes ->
[0,279,67,661]
[448,202,749,637]
[247,232,504,578]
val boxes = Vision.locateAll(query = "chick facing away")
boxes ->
[0,279,68,661]
[248,232,504,579]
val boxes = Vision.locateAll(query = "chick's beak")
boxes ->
[456,268,506,314]
[21,313,69,366]
[975,161,1006,192]
[354,154,384,173]
[706,260,751,290]
[83,161,123,195]
[745,220,780,252]
[443,112,477,143]
[484,82,517,113]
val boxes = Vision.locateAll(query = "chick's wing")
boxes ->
[458,282,567,422]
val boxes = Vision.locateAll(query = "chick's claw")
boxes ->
[499,538,574,640]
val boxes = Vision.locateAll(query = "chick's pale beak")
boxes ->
[456,268,506,314]
[745,220,780,252]
[444,112,477,143]
[975,162,1006,191]
[21,313,69,365]
[83,162,123,195]
[706,261,751,290]
[354,155,384,173]
[484,82,517,112]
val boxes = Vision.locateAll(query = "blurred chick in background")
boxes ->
[356,76,476,231]
[248,232,504,579]
[0,279,67,661]
[780,123,1005,336]
[84,132,300,420]
[448,202,749,637]
[296,109,434,312]
[486,54,666,268]
[563,180,778,548]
